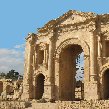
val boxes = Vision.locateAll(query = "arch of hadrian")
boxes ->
[22,10,109,101]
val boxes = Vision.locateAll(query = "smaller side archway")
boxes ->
[35,73,45,99]
[0,81,3,95]
[100,64,109,99]
[103,69,109,99]
[6,85,12,95]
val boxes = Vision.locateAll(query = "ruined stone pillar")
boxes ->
[45,36,55,100]
[98,35,102,57]
[90,32,97,81]
[33,47,36,70]
[43,49,48,68]
[85,32,99,100]
[22,41,32,100]
[22,33,36,100]
[48,40,54,83]
[43,50,46,64]
[102,38,106,57]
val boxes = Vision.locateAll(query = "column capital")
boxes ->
[90,74,97,81]
[26,33,36,45]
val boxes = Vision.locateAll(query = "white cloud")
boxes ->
[0,48,24,75]
[14,44,25,49]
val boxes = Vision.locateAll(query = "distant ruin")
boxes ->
[0,79,22,100]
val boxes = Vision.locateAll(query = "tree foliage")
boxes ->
[0,70,23,80]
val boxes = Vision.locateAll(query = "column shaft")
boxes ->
[90,33,96,81]
[98,36,101,57]
[46,38,55,100]
[48,41,54,83]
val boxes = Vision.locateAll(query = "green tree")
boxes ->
[6,69,19,80]
[0,72,6,79]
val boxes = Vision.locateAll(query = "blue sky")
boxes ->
[0,0,109,74]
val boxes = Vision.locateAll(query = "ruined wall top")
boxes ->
[37,10,96,33]
[25,10,109,40]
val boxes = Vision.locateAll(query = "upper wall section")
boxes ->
[26,10,109,47]
[37,10,96,34]
[100,14,109,37]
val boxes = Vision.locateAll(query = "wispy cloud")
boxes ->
[14,44,25,49]
[0,47,24,75]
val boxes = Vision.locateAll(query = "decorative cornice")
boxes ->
[25,33,37,40]
[30,10,109,38]
[38,10,96,33]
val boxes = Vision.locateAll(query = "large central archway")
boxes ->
[59,44,83,101]
[55,38,90,101]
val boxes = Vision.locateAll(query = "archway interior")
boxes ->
[35,74,45,99]
[0,81,3,95]
[59,44,84,101]
[104,69,109,99]
[6,85,12,95]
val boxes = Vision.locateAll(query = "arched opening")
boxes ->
[103,69,109,99]
[6,85,13,95]
[59,44,84,101]
[35,74,45,99]
[0,81,3,95]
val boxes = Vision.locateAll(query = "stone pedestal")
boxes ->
[21,84,30,100]
[84,81,99,100]
[43,84,55,101]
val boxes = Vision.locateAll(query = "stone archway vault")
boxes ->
[35,73,45,100]
[54,38,90,100]
[100,64,109,99]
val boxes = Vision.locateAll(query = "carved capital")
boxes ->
[26,33,36,45]
[39,43,48,50]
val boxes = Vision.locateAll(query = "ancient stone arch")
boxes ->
[100,64,109,99]
[34,73,45,99]
[0,81,3,95]
[55,38,89,57]
[100,64,109,77]
[22,10,109,101]
[54,38,90,100]
[103,69,109,99]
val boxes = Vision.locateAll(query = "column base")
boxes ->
[21,92,30,101]
[84,81,99,100]
[90,74,97,81]
[43,84,55,101]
